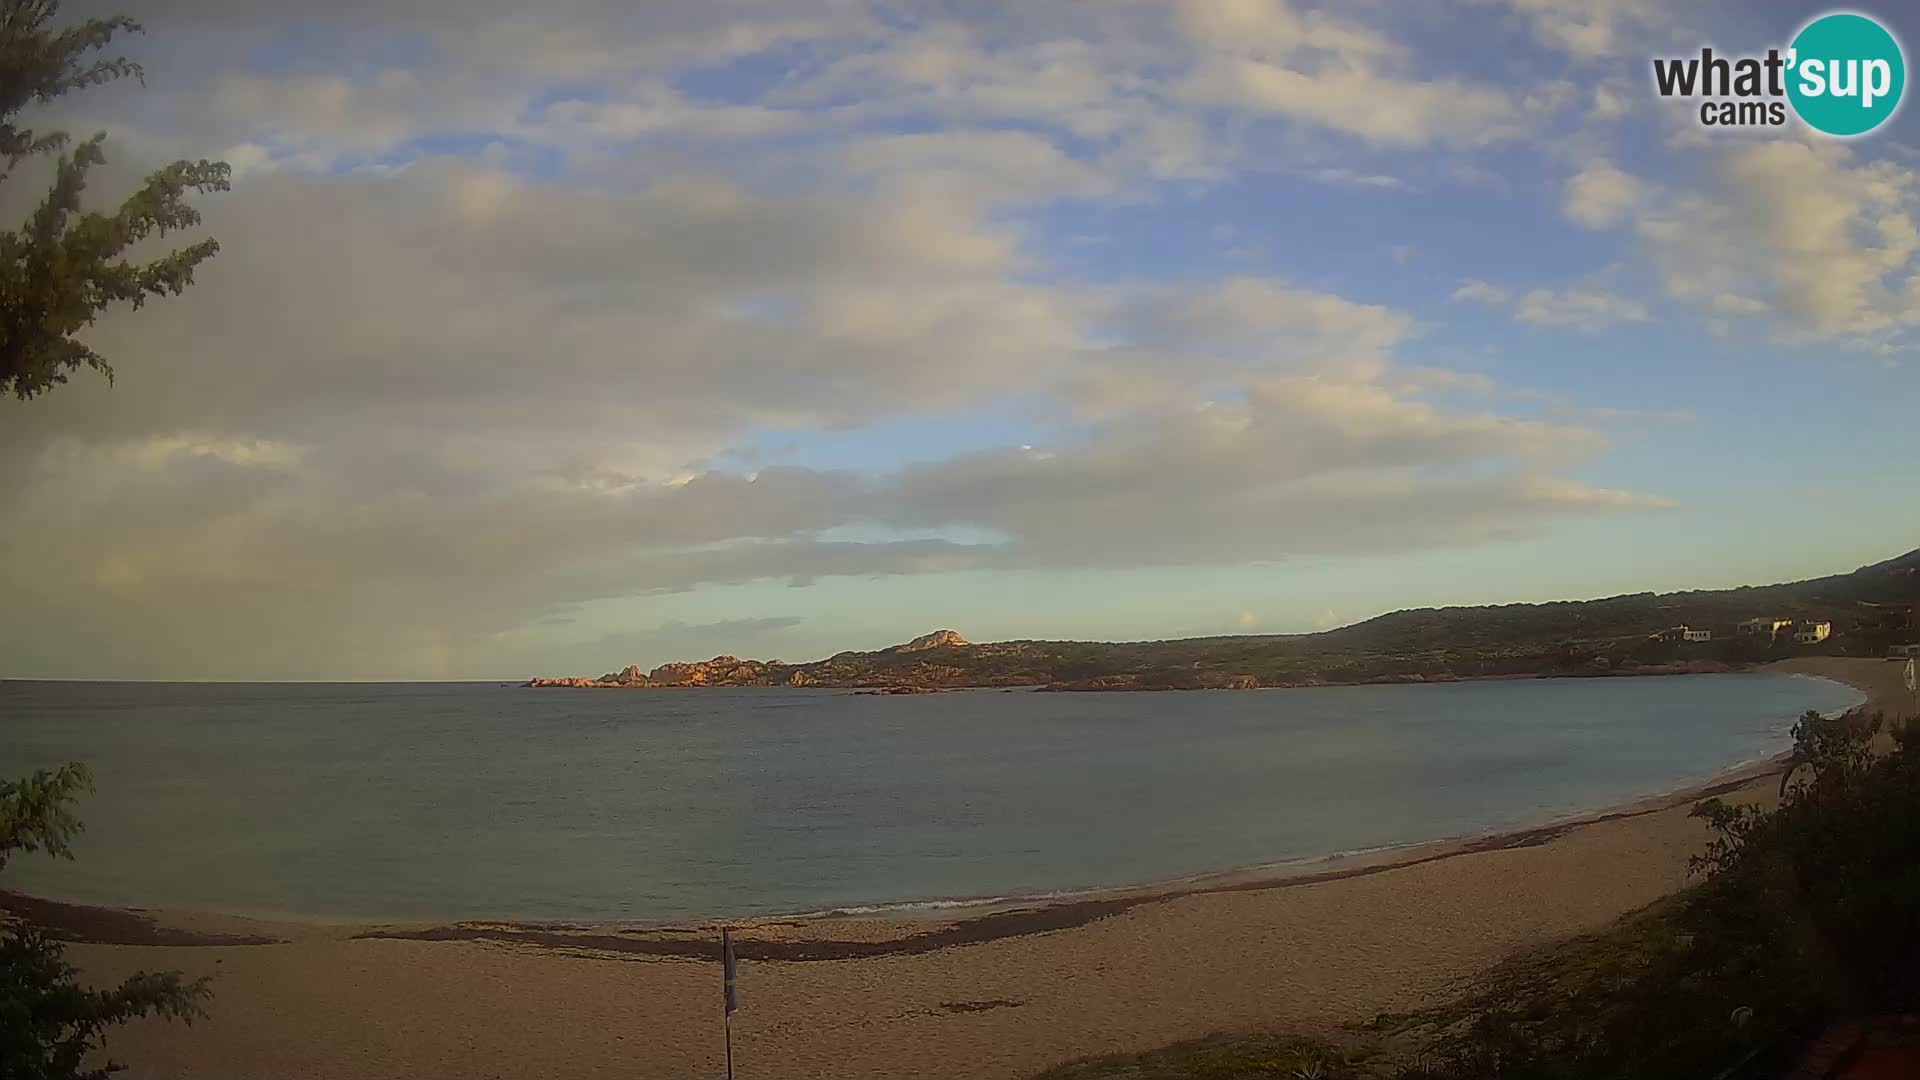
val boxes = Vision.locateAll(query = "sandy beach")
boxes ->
[13,657,1913,1080]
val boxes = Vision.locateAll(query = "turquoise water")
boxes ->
[0,673,1863,924]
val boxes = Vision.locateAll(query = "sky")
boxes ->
[3,0,1918,681]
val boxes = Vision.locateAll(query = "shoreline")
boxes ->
[0,749,1799,960]
[518,656,1783,692]
[4,660,1888,956]
[352,753,1798,963]
[17,656,1909,1080]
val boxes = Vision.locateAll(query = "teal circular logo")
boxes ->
[1787,13,1906,136]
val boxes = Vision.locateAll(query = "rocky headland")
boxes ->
[522,548,1920,693]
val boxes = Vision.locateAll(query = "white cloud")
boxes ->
[1175,0,1403,61]
[1564,161,1643,228]
[1452,280,1512,305]
[1637,139,1920,341]
[1125,277,1413,369]
[1181,59,1524,147]
[1470,0,1668,58]
[1590,82,1632,120]
[1313,167,1410,190]
[1513,286,1649,329]
[1453,279,1648,331]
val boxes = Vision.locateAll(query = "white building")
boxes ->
[1683,628,1713,642]
[1737,617,1792,639]
[1794,620,1832,644]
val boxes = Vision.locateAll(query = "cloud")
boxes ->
[1180,58,1524,147]
[524,615,809,674]
[1119,277,1413,371]
[840,129,1112,205]
[1589,81,1633,120]
[1637,139,1920,342]
[1564,161,1643,228]
[1,255,1659,676]
[1452,280,1511,305]
[1452,279,1649,330]
[0,0,1690,679]
[1469,0,1669,58]
[1175,0,1402,61]
[4,157,1092,454]
[1312,167,1411,190]
[1514,287,1649,329]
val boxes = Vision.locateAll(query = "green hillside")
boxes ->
[543,549,1920,690]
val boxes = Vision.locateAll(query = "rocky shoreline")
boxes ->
[520,553,1917,694]
[523,638,1754,693]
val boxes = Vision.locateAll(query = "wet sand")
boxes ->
[12,657,1909,1079]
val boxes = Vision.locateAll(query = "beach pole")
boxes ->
[1905,658,1916,730]
[722,926,738,1080]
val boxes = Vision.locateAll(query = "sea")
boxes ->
[0,673,1865,925]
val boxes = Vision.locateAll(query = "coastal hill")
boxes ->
[526,548,1919,691]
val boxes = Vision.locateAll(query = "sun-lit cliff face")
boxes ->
[894,629,969,652]
[525,657,793,688]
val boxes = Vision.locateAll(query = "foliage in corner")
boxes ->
[3,3,224,1073]
[0,926,210,1080]
[1,763,212,1078]
[0,0,229,400]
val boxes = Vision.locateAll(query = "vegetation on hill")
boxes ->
[1032,706,1920,1080]
[532,549,1920,690]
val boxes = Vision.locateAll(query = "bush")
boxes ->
[1,764,211,1079]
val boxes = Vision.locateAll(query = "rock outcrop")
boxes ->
[519,543,1920,692]
[525,676,623,688]
[646,656,789,686]
[894,629,970,652]
[526,632,981,690]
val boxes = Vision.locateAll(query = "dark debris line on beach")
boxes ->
[353,898,1149,961]
[0,890,284,946]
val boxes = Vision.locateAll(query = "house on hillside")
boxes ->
[1654,626,1711,643]
[1794,620,1833,644]
[1684,628,1713,642]
[1737,617,1793,639]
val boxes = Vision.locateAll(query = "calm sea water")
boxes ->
[0,674,1863,925]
